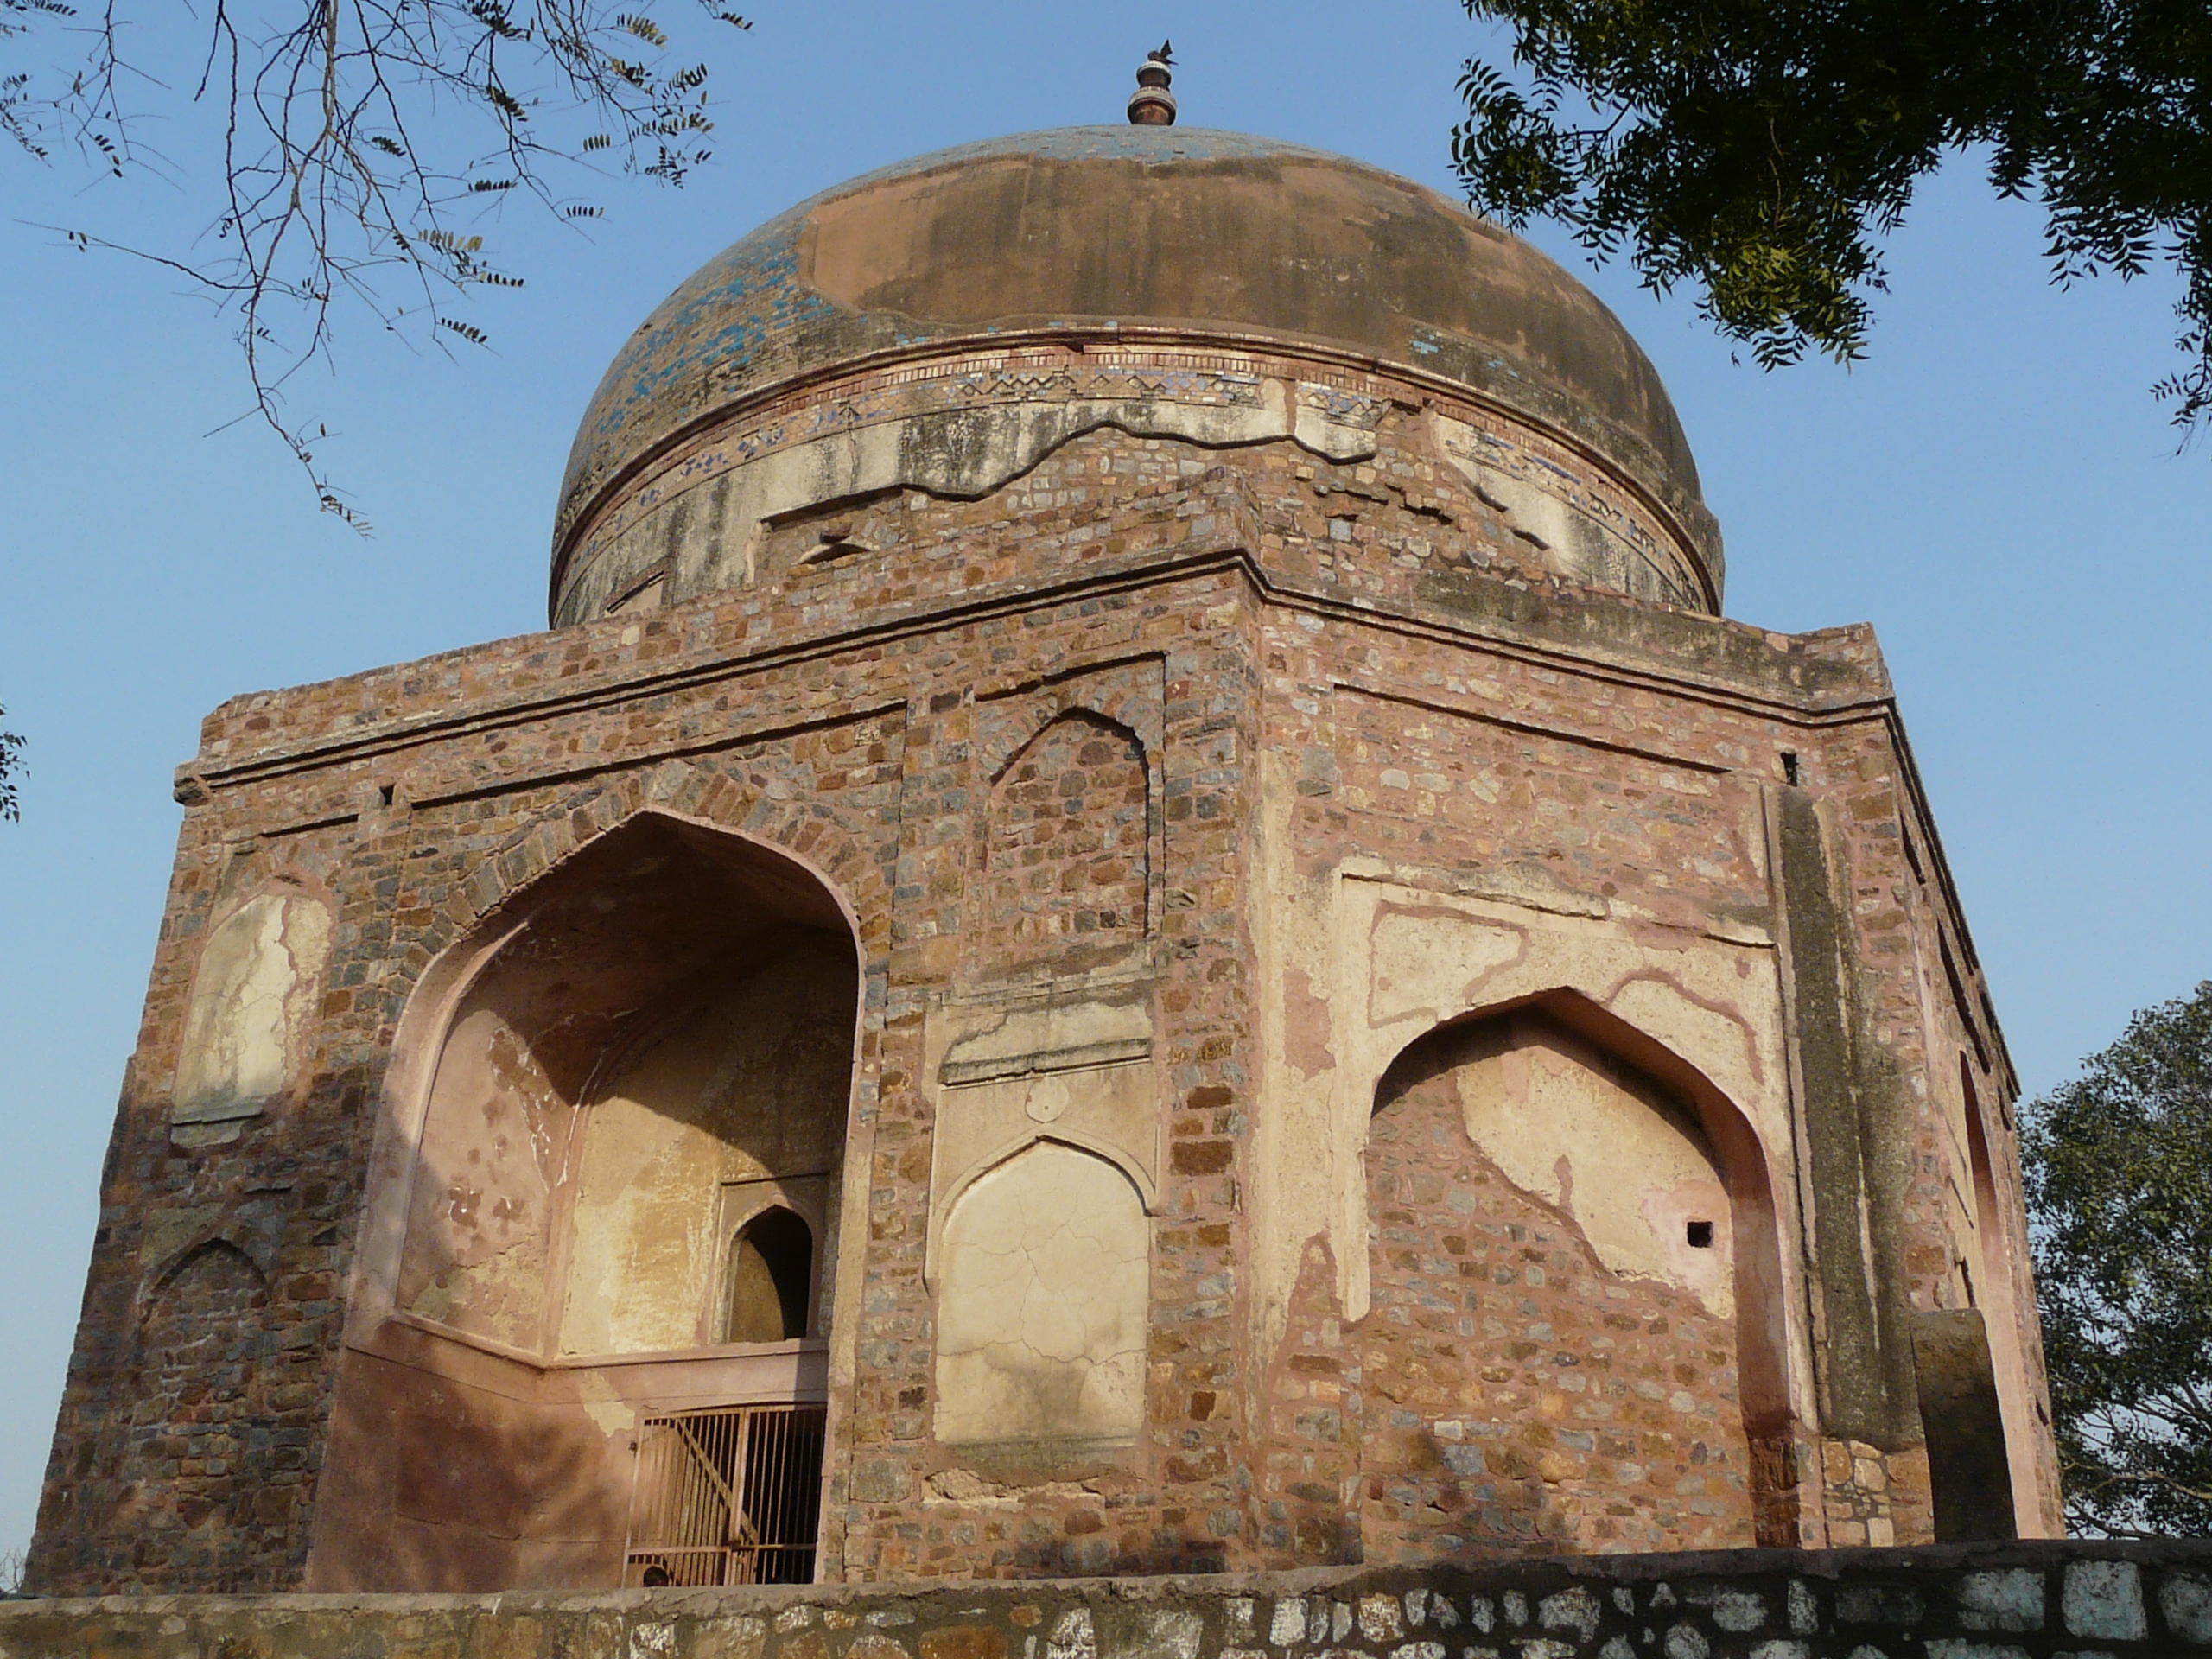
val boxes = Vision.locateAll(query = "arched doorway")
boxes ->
[1947,1056,2037,1534]
[1357,999,1796,1559]
[312,811,861,1591]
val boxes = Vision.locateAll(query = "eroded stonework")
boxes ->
[29,124,2055,1598]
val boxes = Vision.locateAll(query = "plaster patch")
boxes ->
[1023,1075,1072,1125]
[1430,411,1702,609]
[172,892,330,1126]
[563,1091,722,1354]
[1453,1026,1734,1318]
[1368,909,1523,1028]
[939,999,1153,1085]
[575,1370,634,1439]
[398,1007,561,1348]
[934,1142,1147,1446]
[1606,973,1764,1101]
[1283,969,1334,1078]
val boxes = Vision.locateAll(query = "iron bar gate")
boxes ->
[623,1403,827,1586]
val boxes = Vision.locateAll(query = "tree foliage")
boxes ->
[2024,980,2212,1535]
[0,704,20,822]
[1452,0,2212,430]
[3,0,749,524]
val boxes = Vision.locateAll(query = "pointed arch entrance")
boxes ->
[310,810,861,1591]
[1356,990,1799,1559]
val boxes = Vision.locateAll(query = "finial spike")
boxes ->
[1128,43,1177,125]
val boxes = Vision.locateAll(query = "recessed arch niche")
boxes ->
[981,707,1153,976]
[313,810,861,1592]
[933,1139,1149,1452]
[722,1205,816,1344]
[118,1240,278,1589]
[1356,991,1799,1560]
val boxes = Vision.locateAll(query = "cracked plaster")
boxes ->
[170,890,330,1135]
[934,1141,1148,1447]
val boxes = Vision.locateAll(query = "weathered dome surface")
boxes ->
[555,127,1716,575]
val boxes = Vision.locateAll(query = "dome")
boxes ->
[554,127,1721,619]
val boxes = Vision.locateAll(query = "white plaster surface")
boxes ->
[1367,909,1525,1028]
[1429,411,1703,608]
[582,380,1384,618]
[398,1005,563,1349]
[1452,1025,1735,1318]
[934,1141,1148,1446]
[561,954,849,1357]
[938,998,1153,1083]
[171,891,330,1126]
[927,1058,1160,1249]
[925,997,1162,1282]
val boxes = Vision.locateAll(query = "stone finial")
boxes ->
[1127,41,1177,125]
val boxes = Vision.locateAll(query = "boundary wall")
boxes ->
[9,1544,2212,1658]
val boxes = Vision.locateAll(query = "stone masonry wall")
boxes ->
[31,397,2044,1593]
[1357,1024,1755,1560]
[12,1547,2212,1659]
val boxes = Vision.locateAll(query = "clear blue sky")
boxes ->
[2,0,2205,1562]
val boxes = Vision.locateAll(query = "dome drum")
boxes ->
[553,130,1724,626]
[556,340,1714,626]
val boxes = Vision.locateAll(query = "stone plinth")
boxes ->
[10,1547,2212,1658]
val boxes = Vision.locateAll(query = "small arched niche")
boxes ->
[722,1206,816,1344]
[125,1241,276,1588]
[982,709,1151,976]
[1357,998,1796,1560]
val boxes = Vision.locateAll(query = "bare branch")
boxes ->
[5,0,751,522]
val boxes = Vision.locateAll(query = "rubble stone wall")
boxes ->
[11,1547,2212,1659]
[28,411,2050,1594]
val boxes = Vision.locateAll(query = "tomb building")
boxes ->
[29,65,2060,1594]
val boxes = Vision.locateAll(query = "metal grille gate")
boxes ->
[623,1404,827,1586]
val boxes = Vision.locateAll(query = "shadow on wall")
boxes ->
[36,1172,337,1595]
[314,811,861,1592]
[110,1241,276,1591]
